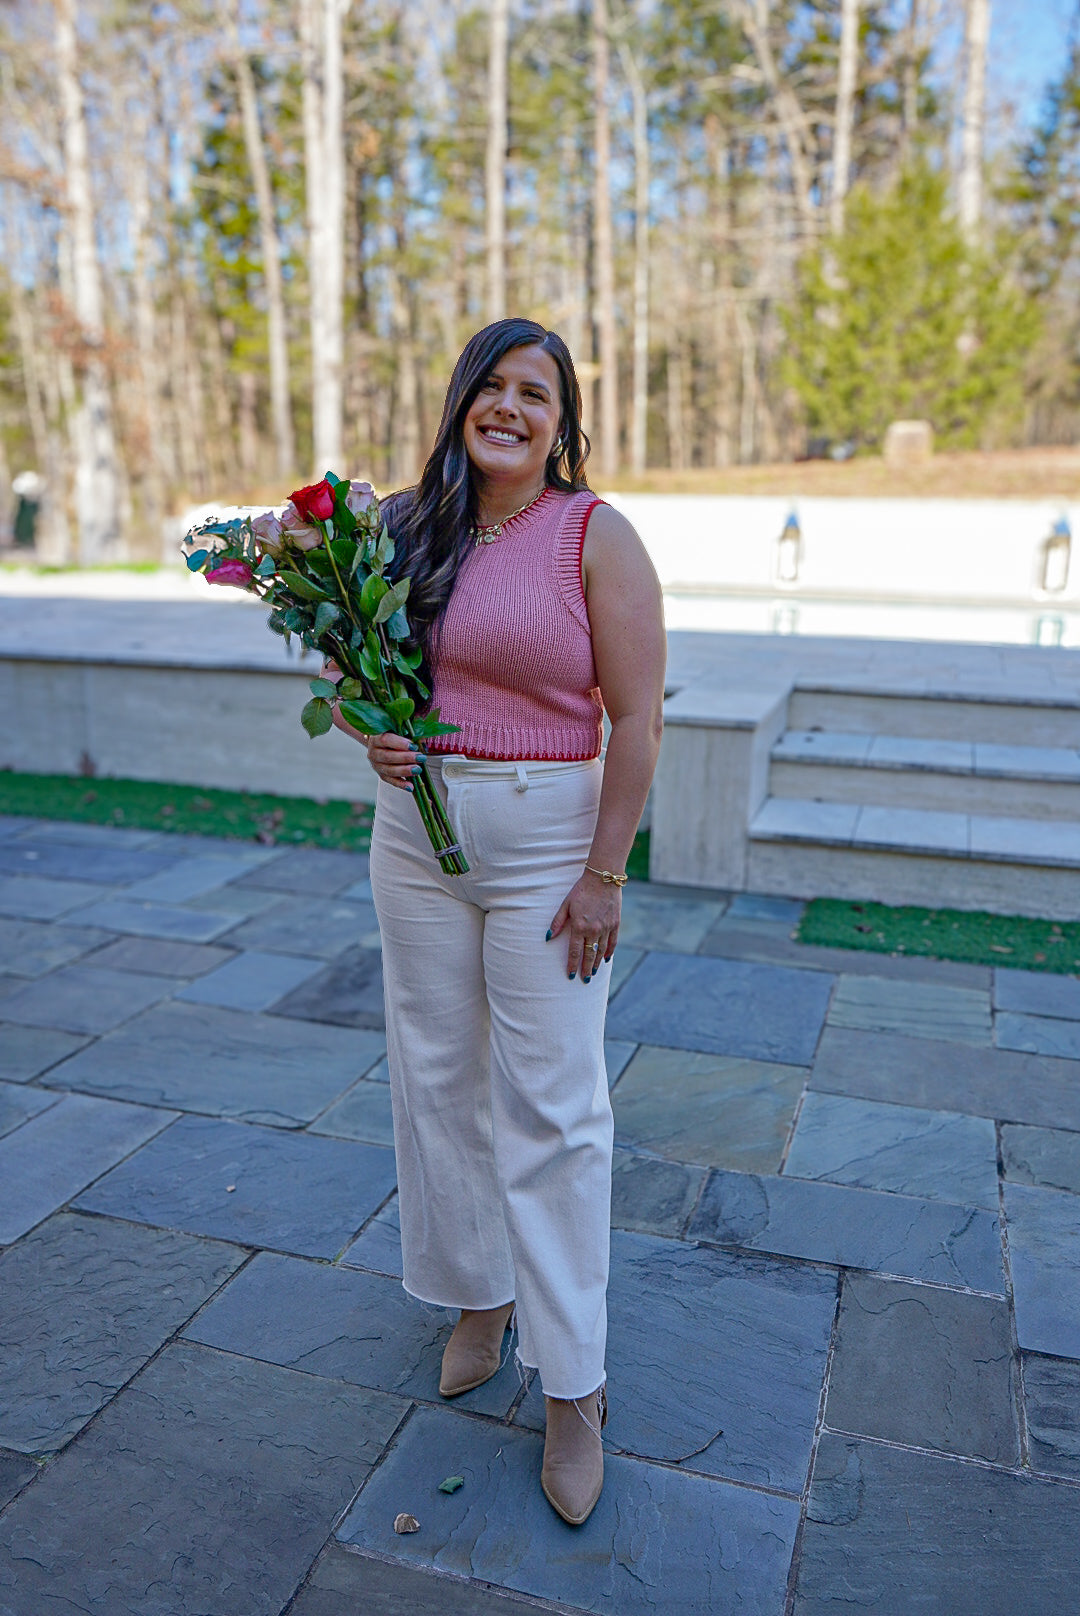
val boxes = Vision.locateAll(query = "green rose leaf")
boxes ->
[324,470,342,488]
[184,548,209,572]
[330,536,357,569]
[393,644,424,672]
[308,677,339,700]
[384,607,410,640]
[337,678,367,701]
[279,570,329,601]
[339,698,393,734]
[373,577,410,624]
[283,607,310,631]
[300,697,333,738]
[410,712,461,738]
[375,524,396,569]
[359,640,382,682]
[255,555,276,577]
[359,572,389,618]
[437,1476,464,1495]
[313,600,341,638]
[385,695,415,725]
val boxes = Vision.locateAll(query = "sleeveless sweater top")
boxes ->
[425,487,604,761]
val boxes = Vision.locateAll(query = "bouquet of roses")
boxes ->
[181,473,468,874]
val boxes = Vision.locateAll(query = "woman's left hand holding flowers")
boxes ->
[547,869,621,984]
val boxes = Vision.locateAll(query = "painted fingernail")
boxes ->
[569,971,576,980]
[405,783,414,793]
[584,974,592,984]
[545,929,553,941]
[411,766,421,776]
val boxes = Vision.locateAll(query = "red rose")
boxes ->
[288,479,336,523]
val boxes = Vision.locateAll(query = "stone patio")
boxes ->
[1,816,1079,1613]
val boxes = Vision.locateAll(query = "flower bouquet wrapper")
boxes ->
[181,473,468,875]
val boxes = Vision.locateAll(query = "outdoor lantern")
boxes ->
[776,511,802,585]
[1036,516,1071,595]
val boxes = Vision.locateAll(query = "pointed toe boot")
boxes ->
[541,1385,607,1526]
[438,1302,515,1398]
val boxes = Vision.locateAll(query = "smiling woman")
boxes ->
[326,317,666,1528]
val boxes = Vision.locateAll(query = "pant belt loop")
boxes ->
[514,763,529,793]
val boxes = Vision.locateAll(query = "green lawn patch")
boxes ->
[0,769,653,874]
[0,772,374,851]
[798,897,1080,975]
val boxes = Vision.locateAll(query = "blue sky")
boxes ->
[990,0,1076,133]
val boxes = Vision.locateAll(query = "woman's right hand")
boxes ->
[364,731,424,791]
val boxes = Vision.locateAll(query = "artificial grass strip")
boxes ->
[0,769,653,874]
[0,772,373,851]
[798,897,1080,975]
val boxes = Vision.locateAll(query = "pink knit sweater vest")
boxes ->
[426,487,604,761]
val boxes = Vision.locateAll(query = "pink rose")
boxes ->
[280,502,323,551]
[206,558,255,588]
[251,510,284,555]
[346,480,376,516]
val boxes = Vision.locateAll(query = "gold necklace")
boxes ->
[473,487,547,546]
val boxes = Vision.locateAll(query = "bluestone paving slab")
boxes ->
[516,1229,836,1493]
[615,886,727,953]
[121,852,265,904]
[0,1092,176,1244]
[0,963,180,1035]
[0,816,39,840]
[603,1038,636,1087]
[811,1024,1080,1129]
[997,1009,1080,1060]
[783,1090,999,1208]
[340,875,373,902]
[1023,1352,1080,1480]
[185,884,288,918]
[176,948,325,1011]
[0,1080,60,1139]
[994,967,1080,1020]
[17,820,159,848]
[612,1045,806,1172]
[605,952,834,1065]
[340,1195,402,1277]
[690,1168,1003,1293]
[1004,1181,1080,1357]
[606,944,643,1000]
[700,917,991,986]
[75,1113,398,1258]
[0,839,174,885]
[794,1432,1080,1615]
[0,1341,405,1616]
[825,1271,1017,1464]
[0,1211,245,1453]
[185,1250,520,1416]
[48,1000,381,1127]
[0,874,116,920]
[1001,1122,1080,1194]
[61,896,240,942]
[232,845,369,895]
[339,1404,800,1616]
[827,974,992,1044]
[729,893,804,923]
[0,1451,36,1509]
[311,1078,396,1145]
[217,895,382,957]
[0,917,111,977]
[0,1023,90,1082]
[289,1546,554,1616]
[609,1149,705,1236]
[272,943,385,1029]
[86,935,234,977]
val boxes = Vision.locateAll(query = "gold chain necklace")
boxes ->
[473,487,547,546]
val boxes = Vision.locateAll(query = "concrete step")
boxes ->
[770,731,1080,819]
[747,797,1080,919]
[788,686,1080,747]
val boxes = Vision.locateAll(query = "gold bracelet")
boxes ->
[585,864,628,886]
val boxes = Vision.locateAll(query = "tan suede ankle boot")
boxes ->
[438,1302,515,1397]
[541,1385,607,1526]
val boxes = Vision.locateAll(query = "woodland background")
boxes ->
[1,0,1079,561]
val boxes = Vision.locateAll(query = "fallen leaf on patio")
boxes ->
[393,1513,420,1534]
[438,1475,464,1494]
[225,1185,236,1192]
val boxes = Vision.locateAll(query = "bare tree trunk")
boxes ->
[900,0,921,161]
[9,279,71,561]
[301,0,347,473]
[485,0,509,322]
[735,0,816,241]
[226,4,296,478]
[619,40,649,474]
[665,337,687,472]
[127,103,168,550]
[830,0,859,234]
[56,0,122,562]
[958,0,991,241]
[592,0,618,477]
[734,300,757,463]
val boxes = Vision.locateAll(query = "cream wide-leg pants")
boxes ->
[369,754,614,1400]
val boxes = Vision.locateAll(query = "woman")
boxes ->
[331,317,665,1527]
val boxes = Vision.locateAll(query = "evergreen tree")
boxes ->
[782,165,1039,450]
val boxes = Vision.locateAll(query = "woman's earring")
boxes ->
[551,435,564,458]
